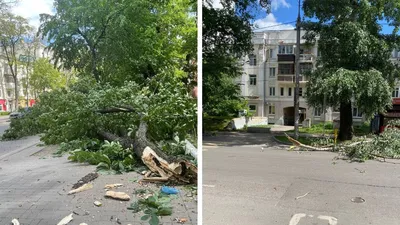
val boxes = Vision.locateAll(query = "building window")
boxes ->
[269,49,273,58]
[249,54,257,66]
[278,45,294,54]
[288,87,292,96]
[7,90,11,97]
[249,74,257,85]
[269,67,276,77]
[300,63,313,74]
[249,105,256,111]
[269,105,275,115]
[278,64,294,74]
[352,108,363,118]
[393,88,399,98]
[299,87,303,96]
[280,87,284,96]
[314,108,322,117]
[269,87,275,96]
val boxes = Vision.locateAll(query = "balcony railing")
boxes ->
[299,54,313,61]
[277,75,308,83]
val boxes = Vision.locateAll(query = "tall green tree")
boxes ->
[30,58,65,95]
[39,0,196,85]
[303,0,400,140]
[202,0,270,118]
[0,12,32,110]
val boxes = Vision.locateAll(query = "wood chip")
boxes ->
[68,183,93,195]
[11,219,20,225]
[105,191,130,201]
[94,201,102,206]
[57,213,73,225]
[104,183,123,189]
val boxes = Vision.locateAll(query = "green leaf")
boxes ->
[149,215,159,225]
[141,214,150,221]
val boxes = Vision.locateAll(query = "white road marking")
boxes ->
[289,213,306,225]
[203,184,215,188]
[318,215,338,225]
[289,213,338,225]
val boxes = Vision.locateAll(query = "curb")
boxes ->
[271,136,291,146]
[0,142,41,160]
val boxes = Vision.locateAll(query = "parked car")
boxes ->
[9,107,32,119]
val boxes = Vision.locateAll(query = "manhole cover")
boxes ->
[351,197,365,203]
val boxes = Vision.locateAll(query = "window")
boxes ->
[314,108,322,117]
[269,49,273,58]
[249,105,256,111]
[280,87,284,96]
[288,87,292,96]
[249,74,257,85]
[299,87,303,96]
[5,75,13,83]
[300,63,313,74]
[249,54,257,66]
[7,90,11,97]
[269,68,276,77]
[352,108,363,118]
[393,88,399,98]
[269,105,275,115]
[269,87,275,96]
[278,64,294,74]
[278,45,293,54]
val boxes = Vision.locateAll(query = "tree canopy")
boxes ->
[30,58,66,94]
[39,0,196,85]
[202,0,270,118]
[303,0,400,140]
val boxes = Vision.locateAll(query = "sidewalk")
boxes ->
[0,142,197,224]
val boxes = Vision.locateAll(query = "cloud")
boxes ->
[271,0,290,11]
[253,13,295,31]
[12,0,54,30]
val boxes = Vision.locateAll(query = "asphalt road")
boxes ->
[0,116,9,136]
[203,133,400,225]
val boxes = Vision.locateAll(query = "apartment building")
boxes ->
[239,30,375,126]
[0,41,51,112]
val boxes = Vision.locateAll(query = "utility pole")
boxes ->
[294,0,301,139]
[262,33,267,118]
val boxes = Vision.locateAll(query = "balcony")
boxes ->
[277,54,295,62]
[299,54,313,62]
[277,75,308,83]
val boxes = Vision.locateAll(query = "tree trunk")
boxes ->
[13,76,18,111]
[338,100,353,141]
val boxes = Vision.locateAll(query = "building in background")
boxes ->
[239,30,399,126]
[0,41,51,112]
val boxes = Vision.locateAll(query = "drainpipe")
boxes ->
[262,33,267,118]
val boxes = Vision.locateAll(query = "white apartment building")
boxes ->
[0,41,51,112]
[239,30,396,126]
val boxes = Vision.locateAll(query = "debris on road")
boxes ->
[57,213,73,225]
[161,186,179,195]
[355,168,366,173]
[72,172,99,189]
[295,192,310,200]
[105,183,123,189]
[351,197,365,203]
[79,223,88,225]
[105,191,130,201]
[94,201,102,206]
[175,218,188,223]
[11,218,20,225]
[68,183,93,195]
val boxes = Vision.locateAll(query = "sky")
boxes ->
[11,0,54,30]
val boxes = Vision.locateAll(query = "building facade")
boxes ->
[0,41,51,112]
[239,30,398,126]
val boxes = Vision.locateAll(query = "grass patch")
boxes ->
[203,116,233,131]
[274,136,313,145]
[0,112,10,116]
[286,122,371,136]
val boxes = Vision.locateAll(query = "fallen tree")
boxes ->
[97,106,197,184]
